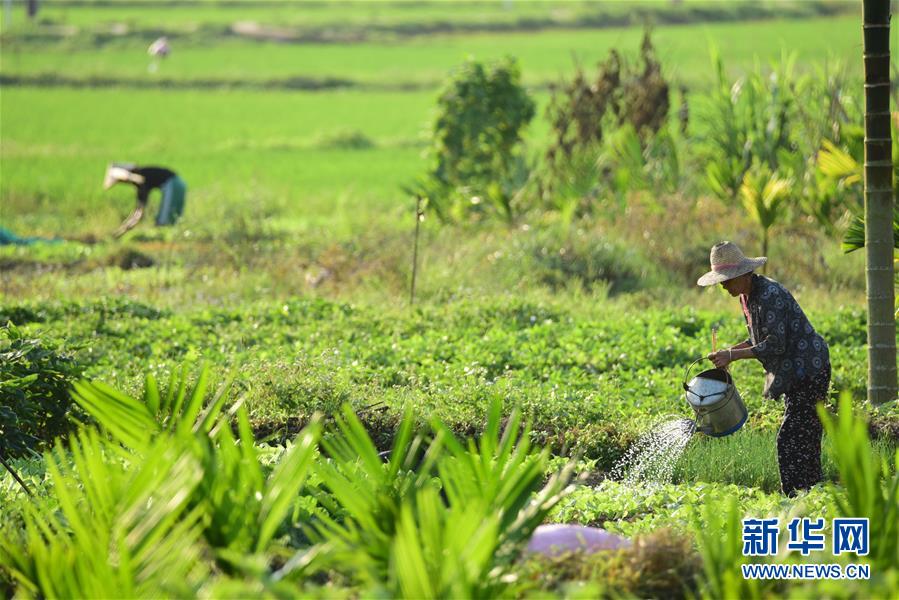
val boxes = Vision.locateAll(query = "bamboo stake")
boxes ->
[410,195,423,305]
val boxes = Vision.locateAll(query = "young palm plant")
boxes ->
[296,399,575,597]
[819,394,899,571]
[738,163,793,260]
[300,403,444,586]
[0,429,209,598]
[71,366,321,559]
[389,487,505,599]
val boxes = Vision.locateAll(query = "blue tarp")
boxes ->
[0,227,62,246]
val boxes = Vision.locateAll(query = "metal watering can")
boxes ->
[682,357,748,437]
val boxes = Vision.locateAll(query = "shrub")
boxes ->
[539,28,671,214]
[413,56,535,223]
[0,324,84,458]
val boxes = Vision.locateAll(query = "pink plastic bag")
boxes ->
[526,524,630,556]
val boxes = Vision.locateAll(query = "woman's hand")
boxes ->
[707,349,733,369]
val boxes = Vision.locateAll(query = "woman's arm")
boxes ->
[113,204,145,238]
[708,340,755,369]
[708,346,746,369]
[708,337,774,369]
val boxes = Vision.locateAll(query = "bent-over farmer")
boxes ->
[697,241,830,496]
[104,163,187,237]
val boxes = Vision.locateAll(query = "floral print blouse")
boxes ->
[741,274,830,399]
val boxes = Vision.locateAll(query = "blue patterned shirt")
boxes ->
[742,275,830,399]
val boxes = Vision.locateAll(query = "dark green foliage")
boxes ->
[415,56,535,222]
[0,324,84,457]
[0,299,168,326]
[0,306,44,325]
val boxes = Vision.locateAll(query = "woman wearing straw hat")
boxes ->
[104,163,187,238]
[697,241,830,496]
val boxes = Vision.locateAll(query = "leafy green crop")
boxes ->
[0,324,84,458]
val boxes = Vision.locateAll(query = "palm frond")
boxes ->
[72,364,236,453]
[299,399,574,596]
[739,166,792,231]
[842,209,899,253]
[817,139,862,183]
[1,430,208,598]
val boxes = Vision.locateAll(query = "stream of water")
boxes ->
[611,417,697,484]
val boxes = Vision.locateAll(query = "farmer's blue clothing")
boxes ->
[740,274,830,400]
[156,175,187,225]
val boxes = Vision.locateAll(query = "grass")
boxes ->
[674,428,899,493]
[1,86,438,235]
[1,1,852,35]
[1,15,864,89]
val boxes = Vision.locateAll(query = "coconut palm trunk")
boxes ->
[862,0,897,404]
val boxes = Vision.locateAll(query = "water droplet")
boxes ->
[610,418,696,485]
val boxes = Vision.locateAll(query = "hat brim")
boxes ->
[697,257,766,287]
[104,166,135,190]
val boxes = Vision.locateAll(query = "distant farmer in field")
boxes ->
[697,241,830,497]
[147,37,170,74]
[104,163,187,238]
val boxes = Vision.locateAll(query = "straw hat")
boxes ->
[696,241,766,286]
[103,163,140,190]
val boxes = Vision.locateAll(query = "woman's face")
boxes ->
[720,273,749,297]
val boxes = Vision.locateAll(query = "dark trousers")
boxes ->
[777,365,831,496]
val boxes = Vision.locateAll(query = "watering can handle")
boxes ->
[682,335,774,390]
[682,356,709,391]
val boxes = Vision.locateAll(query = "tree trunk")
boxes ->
[862,0,897,404]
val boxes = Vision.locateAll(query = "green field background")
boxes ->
[0,12,869,238]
